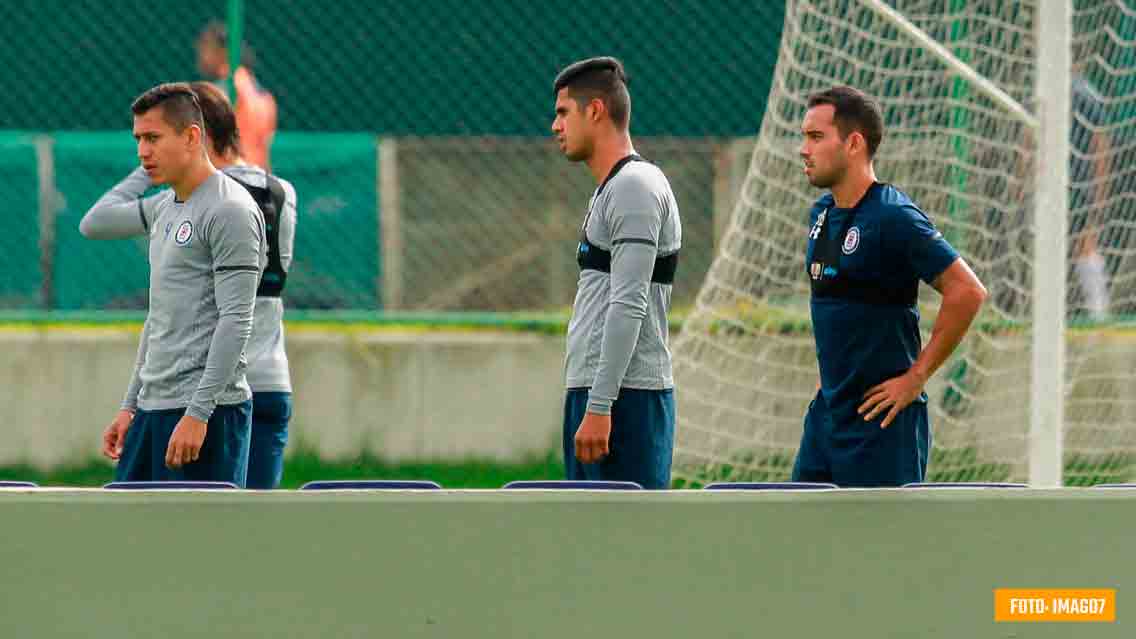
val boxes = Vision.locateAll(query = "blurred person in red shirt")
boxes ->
[197,20,277,171]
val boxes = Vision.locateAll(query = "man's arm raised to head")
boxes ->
[80,167,162,239]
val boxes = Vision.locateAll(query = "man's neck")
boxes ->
[172,160,217,202]
[830,164,878,208]
[586,132,635,185]
[211,153,247,171]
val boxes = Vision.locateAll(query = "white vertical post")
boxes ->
[379,138,402,310]
[1031,0,1071,487]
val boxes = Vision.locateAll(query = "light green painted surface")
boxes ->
[0,488,1131,638]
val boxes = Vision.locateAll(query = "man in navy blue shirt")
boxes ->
[793,86,988,487]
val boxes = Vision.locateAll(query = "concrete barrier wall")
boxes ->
[3,324,1135,477]
[0,326,565,468]
[0,488,1132,638]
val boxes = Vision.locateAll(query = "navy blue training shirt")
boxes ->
[805,183,960,423]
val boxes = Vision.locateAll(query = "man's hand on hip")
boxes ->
[858,370,927,429]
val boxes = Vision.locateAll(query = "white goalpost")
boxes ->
[861,0,1069,486]
[1029,0,1071,486]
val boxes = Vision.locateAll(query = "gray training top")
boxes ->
[84,170,266,421]
[80,165,295,393]
[564,156,682,415]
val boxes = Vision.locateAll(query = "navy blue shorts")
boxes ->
[563,388,675,490]
[115,401,252,487]
[791,391,930,487]
[247,392,292,490]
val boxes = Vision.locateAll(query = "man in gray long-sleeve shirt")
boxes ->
[83,82,292,489]
[551,57,682,489]
[98,83,265,486]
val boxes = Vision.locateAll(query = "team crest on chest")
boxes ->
[175,220,193,246]
[842,226,860,255]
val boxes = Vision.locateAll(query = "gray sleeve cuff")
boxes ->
[185,403,214,423]
[586,396,613,416]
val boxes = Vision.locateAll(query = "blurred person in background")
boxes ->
[1068,64,1113,320]
[1005,55,1115,319]
[197,19,278,171]
[81,83,296,489]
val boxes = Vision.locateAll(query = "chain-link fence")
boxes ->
[0,0,784,311]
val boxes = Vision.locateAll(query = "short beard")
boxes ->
[560,131,594,162]
[807,172,838,189]
[807,163,846,189]
[565,149,589,162]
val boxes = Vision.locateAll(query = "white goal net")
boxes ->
[672,0,1136,486]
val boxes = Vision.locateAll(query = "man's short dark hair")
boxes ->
[553,56,631,129]
[190,81,242,157]
[198,19,256,68]
[131,82,205,133]
[807,86,885,158]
